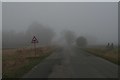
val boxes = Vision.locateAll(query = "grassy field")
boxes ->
[2,46,54,78]
[81,47,119,65]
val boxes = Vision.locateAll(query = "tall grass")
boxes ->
[2,47,54,78]
[81,47,119,65]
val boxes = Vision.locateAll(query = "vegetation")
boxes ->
[62,30,76,45]
[76,36,87,47]
[3,22,55,49]
[82,47,119,65]
[2,46,54,78]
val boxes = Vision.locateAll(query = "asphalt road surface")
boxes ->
[23,46,118,78]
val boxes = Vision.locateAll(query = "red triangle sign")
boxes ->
[31,36,38,43]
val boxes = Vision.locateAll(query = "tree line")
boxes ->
[3,22,55,49]
[62,30,88,47]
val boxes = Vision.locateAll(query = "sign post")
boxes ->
[31,36,38,56]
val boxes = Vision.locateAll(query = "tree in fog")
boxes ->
[62,30,76,45]
[76,36,87,47]
[26,22,55,46]
[3,30,15,48]
[3,22,55,48]
[3,30,26,48]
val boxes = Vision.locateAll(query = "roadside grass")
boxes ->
[80,47,119,65]
[2,47,54,78]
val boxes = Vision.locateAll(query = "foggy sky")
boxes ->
[2,0,119,2]
[2,2,118,45]
[0,2,1,49]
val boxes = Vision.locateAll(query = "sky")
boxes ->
[2,2,118,45]
[0,2,2,80]
[1,0,119,2]
[0,2,2,49]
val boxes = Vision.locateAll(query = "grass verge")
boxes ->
[78,47,119,65]
[2,47,54,78]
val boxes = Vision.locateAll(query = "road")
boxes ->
[23,46,118,78]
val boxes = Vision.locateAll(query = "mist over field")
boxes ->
[2,2,118,48]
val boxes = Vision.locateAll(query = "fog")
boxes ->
[0,2,1,49]
[0,1,2,79]
[2,2,118,48]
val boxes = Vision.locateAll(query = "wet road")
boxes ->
[23,46,118,78]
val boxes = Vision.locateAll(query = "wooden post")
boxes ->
[31,36,38,57]
[34,43,36,56]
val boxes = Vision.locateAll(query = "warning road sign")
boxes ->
[31,36,38,56]
[31,36,38,43]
